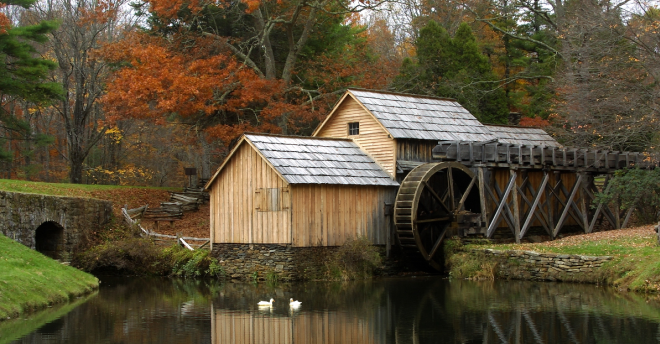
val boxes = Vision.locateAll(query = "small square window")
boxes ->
[348,122,359,135]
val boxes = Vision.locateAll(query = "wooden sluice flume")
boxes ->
[394,141,658,270]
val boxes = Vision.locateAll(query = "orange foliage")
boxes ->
[0,4,10,35]
[101,32,287,145]
[520,116,550,128]
[78,0,121,26]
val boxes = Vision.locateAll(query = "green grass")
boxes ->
[0,179,172,199]
[459,232,660,293]
[0,233,99,320]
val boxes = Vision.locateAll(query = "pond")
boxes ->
[4,276,660,343]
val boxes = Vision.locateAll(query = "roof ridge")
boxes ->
[244,132,353,142]
[486,124,547,130]
[348,88,458,102]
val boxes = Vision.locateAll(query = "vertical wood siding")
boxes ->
[290,185,397,246]
[210,143,291,244]
[315,97,397,178]
[396,139,438,162]
[213,309,380,344]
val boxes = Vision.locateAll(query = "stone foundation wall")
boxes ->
[212,244,341,281]
[481,249,612,282]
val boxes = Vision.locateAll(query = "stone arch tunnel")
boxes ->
[0,190,112,260]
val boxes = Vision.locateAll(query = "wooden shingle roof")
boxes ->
[246,134,399,186]
[486,125,561,147]
[348,89,498,142]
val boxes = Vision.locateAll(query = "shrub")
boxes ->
[445,240,497,280]
[73,237,166,274]
[326,237,382,280]
[74,237,224,278]
[595,167,660,224]
[163,246,224,278]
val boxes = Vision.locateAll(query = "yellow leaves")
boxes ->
[104,127,123,143]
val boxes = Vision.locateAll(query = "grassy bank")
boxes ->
[447,225,660,293]
[0,234,99,320]
[0,178,174,198]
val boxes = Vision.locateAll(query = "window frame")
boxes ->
[348,122,360,136]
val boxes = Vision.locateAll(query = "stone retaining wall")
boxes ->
[212,244,340,281]
[481,249,612,282]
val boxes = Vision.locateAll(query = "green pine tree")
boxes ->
[394,21,509,124]
[0,0,63,163]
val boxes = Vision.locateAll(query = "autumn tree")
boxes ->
[29,0,132,183]
[102,0,397,178]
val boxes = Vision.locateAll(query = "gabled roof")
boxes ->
[247,134,398,186]
[206,133,399,188]
[486,125,561,147]
[315,89,498,142]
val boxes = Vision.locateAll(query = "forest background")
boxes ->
[1,0,659,187]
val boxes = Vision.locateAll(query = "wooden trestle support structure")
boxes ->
[394,141,659,270]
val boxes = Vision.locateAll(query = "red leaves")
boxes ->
[520,116,551,128]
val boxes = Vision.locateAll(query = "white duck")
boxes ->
[258,298,274,307]
[289,298,302,308]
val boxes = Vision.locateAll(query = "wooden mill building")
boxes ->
[206,89,562,249]
[312,89,560,179]
[205,133,399,247]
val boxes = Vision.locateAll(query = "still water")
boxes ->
[3,276,660,343]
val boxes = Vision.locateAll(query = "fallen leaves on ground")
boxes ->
[90,188,210,240]
[500,224,657,253]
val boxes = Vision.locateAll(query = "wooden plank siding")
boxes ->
[212,309,380,344]
[210,142,292,244]
[314,96,397,179]
[291,184,397,247]
[396,139,438,162]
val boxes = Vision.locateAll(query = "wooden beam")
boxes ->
[491,183,515,233]
[522,181,552,235]
[557,180,587,231]
[427,227,448,261]
[421,181,452,214]
[580,174,590,232]
[487,171,517,238]
[519,172,550,239]
[478,167,488,228]
[585,181,615,233]
[457,174,478,211]
[622,206,635,229]
[448,167,455,210]
[511,169,521,243]
[552,174,585,237]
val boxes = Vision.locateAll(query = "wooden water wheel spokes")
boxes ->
[394,162,481,270]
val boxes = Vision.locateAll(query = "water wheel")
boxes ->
[394,162,482,270]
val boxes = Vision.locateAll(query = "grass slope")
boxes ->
[0,234,99,320]
[0,178,172,198]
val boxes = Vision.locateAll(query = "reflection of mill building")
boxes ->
[206,89,649,275]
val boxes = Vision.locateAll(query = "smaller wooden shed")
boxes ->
[205,134,399,248]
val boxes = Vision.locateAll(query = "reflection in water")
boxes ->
[210,279,660,344]
[8,276,213,344]
[7,277,660,343]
